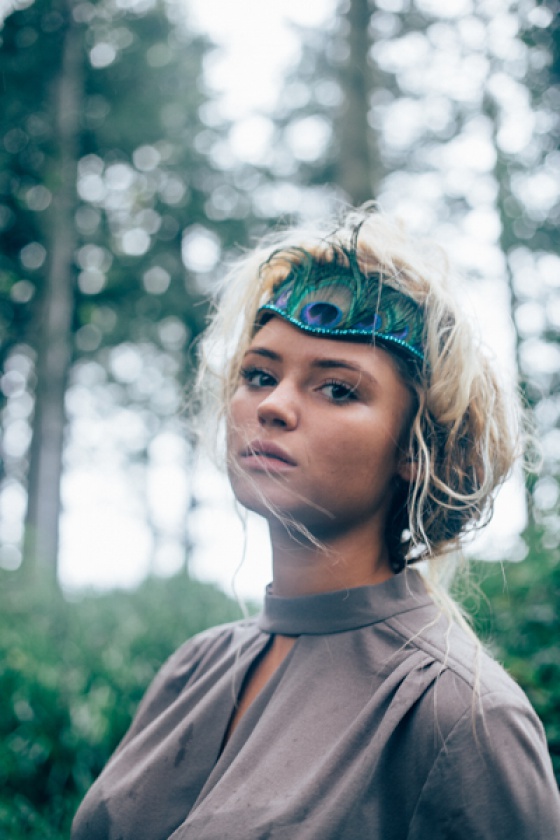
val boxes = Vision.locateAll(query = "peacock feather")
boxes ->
[257,245,425,365]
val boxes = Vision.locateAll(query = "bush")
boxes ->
[0,570,247,840]
[463,528,560,784]
[3,530,558,838]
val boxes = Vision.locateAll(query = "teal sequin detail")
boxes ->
[258,249,425,364]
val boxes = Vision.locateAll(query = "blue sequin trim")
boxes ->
[258,304,424,363]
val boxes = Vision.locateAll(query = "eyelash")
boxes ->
[240,366,276,389]
[240,367,359,404]
[321,379,359,404]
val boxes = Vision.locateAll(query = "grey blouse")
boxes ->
[72,570,560,839]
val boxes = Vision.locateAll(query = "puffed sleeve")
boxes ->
[110,620,241,756]
[408,692,560,839]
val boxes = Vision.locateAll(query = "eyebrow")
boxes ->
[244,347,281,362]
[244,347,377,385]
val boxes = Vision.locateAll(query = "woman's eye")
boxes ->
[321,380,358,403]
[241,367,276,389]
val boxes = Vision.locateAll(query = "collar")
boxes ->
[257,570,433,636]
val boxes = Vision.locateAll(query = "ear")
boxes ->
[397,453,417,484]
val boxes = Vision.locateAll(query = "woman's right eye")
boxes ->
[240,367,276,389]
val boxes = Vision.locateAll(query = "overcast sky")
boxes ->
[1,0,527,600]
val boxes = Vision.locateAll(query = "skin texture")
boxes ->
[224,317,414,741]
[227,317,414,596]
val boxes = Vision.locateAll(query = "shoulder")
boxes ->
[147,616,261,698]
[162,617,261,678]
[116,617,261,748]
[385,610,560,838]
[407,684,560,839]
[386,587,532,712]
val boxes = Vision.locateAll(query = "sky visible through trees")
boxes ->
[1,3,559,827]
[135,0,548,599]
[81,0,523,598]
[0,0,557,600]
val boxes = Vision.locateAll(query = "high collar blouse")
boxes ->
[72,570,560,840]
[258,569,432,635]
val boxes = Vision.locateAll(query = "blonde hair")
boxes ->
[195,206,525,613]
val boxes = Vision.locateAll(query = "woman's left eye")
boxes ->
[321,380,358,403]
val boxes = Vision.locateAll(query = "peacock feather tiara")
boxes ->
[256,245,425,365]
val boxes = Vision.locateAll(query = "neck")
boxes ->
[268,518,394,598]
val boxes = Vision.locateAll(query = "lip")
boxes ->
[240,440,297,470]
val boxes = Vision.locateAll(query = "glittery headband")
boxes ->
[257,249,425,364]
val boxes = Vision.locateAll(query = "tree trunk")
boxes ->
[337,0,380,204]
[23,4,82,583]
[483,91,535,524]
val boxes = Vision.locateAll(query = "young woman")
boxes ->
[72,208,560,839]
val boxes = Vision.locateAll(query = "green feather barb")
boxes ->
[257,246,425,365]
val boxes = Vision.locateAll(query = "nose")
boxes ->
[257,382,298,429]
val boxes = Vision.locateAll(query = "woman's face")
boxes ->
[227,317,413,538]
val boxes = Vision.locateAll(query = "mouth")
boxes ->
[240,441,297,469]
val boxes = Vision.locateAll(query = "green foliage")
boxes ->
[0,570,248,839]
[0,0,260,578]
[464,528,560,783]
[2,530,559,839]
[0,0,221,364]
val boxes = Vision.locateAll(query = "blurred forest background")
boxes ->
[0,0,558,834]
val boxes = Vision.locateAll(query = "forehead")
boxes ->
[248,316,406,382]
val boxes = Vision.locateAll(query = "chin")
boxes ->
[228,465,291,513]
[228,467,358,536]
[230,483,293,522]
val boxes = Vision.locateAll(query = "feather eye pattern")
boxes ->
[258,245,425,365]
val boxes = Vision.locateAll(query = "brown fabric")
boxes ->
[72,571,560,840]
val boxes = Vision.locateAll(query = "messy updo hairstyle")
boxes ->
[195,206,525,594]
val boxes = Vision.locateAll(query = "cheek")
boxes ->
[322,419,401,486]
[227,393,254,444]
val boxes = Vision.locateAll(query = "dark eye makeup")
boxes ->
[240,366,277,389]
[320,379,359,404]
[240,366,360,405]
